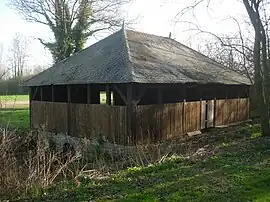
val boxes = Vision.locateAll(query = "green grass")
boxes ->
[0,109,29,132]
[22,125,270,202]
[0,94,29,102]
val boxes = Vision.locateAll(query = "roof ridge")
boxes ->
[122,27,134,82]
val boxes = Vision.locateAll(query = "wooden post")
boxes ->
[87,84,91,104]
[237,89,240,122]
[182,85,187,134]
[106,84,111,105]
[29,87,32,129]
[51,85,55,102]
[127,84,136,144]
[157,88,163,141]
[213,95,217,127]
[67,85,71,135]
[40,86,43,101]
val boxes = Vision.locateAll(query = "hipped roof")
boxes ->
[23,28,251,87]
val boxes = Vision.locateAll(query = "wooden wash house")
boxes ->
[23,28,251,145]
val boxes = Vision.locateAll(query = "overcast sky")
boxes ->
[0,0,248,68]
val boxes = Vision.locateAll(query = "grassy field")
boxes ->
[0,94,29,102]
[0,109,29,132]
[0,95,29,131]
[17,124,270,202]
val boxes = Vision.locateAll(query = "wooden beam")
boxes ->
[182,99,186,133]
[106,84,111,105]
[113,84,127,104]
[51,85,55,102]
[126,84,136,144]
[67,85,71,135]
[40,86,43,101]
[134,87,146,105]
[87,84,91,104]
[32,86,38,101]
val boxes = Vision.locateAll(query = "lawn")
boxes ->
[0,109,29,132]
[0,94,29,102]
[21,124,270,202]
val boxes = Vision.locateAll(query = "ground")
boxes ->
[0,95,29,131]
[18,123,270,202]
[0,109,29,131]
[1,95,269,201]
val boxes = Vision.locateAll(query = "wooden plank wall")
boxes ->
[31,98,249,145]
[215,98,249,126]
[31,101,68,133]
[31,101,127,144]
[69,104,127,144]
[136,101,201,144]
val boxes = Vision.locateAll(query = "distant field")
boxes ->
[0,95,29,109]
[0,94,29,102]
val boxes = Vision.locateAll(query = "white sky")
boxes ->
[0,0,248,68]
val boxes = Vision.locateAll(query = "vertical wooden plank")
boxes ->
[182,100,186,134]
[126,84,133,144]
[201,101,206,129]
[213,98,217,127]
[157,88,163,141]
[207,100,214,128]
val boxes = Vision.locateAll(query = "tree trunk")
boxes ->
[243,0,270,136]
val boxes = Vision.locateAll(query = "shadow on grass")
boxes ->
[22,133,270,202]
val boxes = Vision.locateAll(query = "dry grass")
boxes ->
[0,129,81,200]
[0,128,171,201]
[1,122,264,201]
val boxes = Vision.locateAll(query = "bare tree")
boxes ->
[198,33,254,84]
[8,0,131,63]
[8,33,28,78]
[175,0,270,136]
[31,64,48,76]
[0,44,11,80]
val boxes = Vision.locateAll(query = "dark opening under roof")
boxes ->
[23,28,251,87]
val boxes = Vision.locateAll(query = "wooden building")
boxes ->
[23,28,251,145]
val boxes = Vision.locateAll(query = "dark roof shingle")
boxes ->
[23,29,251,86]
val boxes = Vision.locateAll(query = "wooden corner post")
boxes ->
[106,84,111,105]
[67,85,71,135]
[127,84,137,144]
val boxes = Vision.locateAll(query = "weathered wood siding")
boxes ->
[69,104,127,144]
[31,101,68,133]
[135,101,201,144]
[214,98,249,126]
[31,101,127,144]
[31,98,249,145]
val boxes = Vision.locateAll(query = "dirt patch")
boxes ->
[0,100,29,108]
